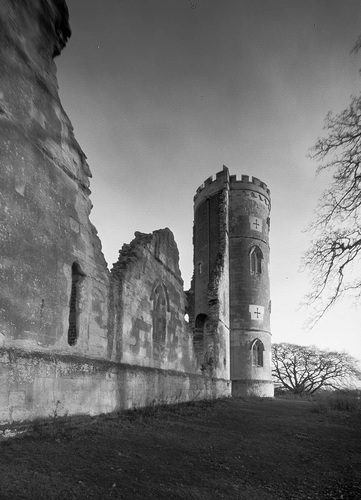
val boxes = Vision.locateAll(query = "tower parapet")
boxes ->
[229,175,270,206]
[194,165,230,209]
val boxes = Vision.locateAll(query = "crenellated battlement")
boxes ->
[230,174,270,196]
[194,166,270,209]
[195,165,229,197]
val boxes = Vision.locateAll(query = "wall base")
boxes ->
[0,348,231,433]
[232,379,274,398]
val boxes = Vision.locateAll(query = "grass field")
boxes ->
[0,396,360,499]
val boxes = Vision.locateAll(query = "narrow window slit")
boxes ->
[68,262,85,346]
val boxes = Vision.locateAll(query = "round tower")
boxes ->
[228,174,273,397]
[189,166,273,396]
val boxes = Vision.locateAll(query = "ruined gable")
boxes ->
[110,229,194,371]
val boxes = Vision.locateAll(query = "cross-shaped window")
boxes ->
[249,216,262,232]
[254,308,261,318]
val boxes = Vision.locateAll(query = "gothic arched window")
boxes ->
[251,339,264,367]
[250,246,263,274]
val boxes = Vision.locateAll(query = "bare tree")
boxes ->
[272,343,361,395]
[303,93,361,326]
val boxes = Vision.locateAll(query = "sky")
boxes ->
[56,0,361,363]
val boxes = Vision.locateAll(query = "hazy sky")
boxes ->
[57,0,361,362]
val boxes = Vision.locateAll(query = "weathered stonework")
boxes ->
[0,0,109,360]
[0,1,231,431]
[189,172,231,380]
[0,347,229,429]
[0,1,273,431]
[110,229,196,373]
[189,167,273,397]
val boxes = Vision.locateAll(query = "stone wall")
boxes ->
[0,0,231,430]
[110,229,197,372]
[0,348,229,436]
[0,0,109,358]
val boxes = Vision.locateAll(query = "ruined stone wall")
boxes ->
[0,0,109,358]
[110,229,197,373]
[0,221,231,427]
[0,1,231,430]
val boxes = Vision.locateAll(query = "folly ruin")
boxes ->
[0,0,273,432]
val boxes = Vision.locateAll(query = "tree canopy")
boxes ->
[303,92,361,326]
[272,343,361,395]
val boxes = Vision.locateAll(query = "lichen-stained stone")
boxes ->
[0,0,109,356]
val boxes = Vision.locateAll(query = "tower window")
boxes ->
[68,262,85,346]
[250,246,263,274]
[251,339,264,367]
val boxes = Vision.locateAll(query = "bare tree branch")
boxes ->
[303,93,361,326]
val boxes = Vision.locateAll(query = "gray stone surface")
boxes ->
[0,1,232,430]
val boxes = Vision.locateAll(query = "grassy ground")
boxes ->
[0,397,360,499]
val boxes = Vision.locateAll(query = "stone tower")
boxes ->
[188,166,273,397]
